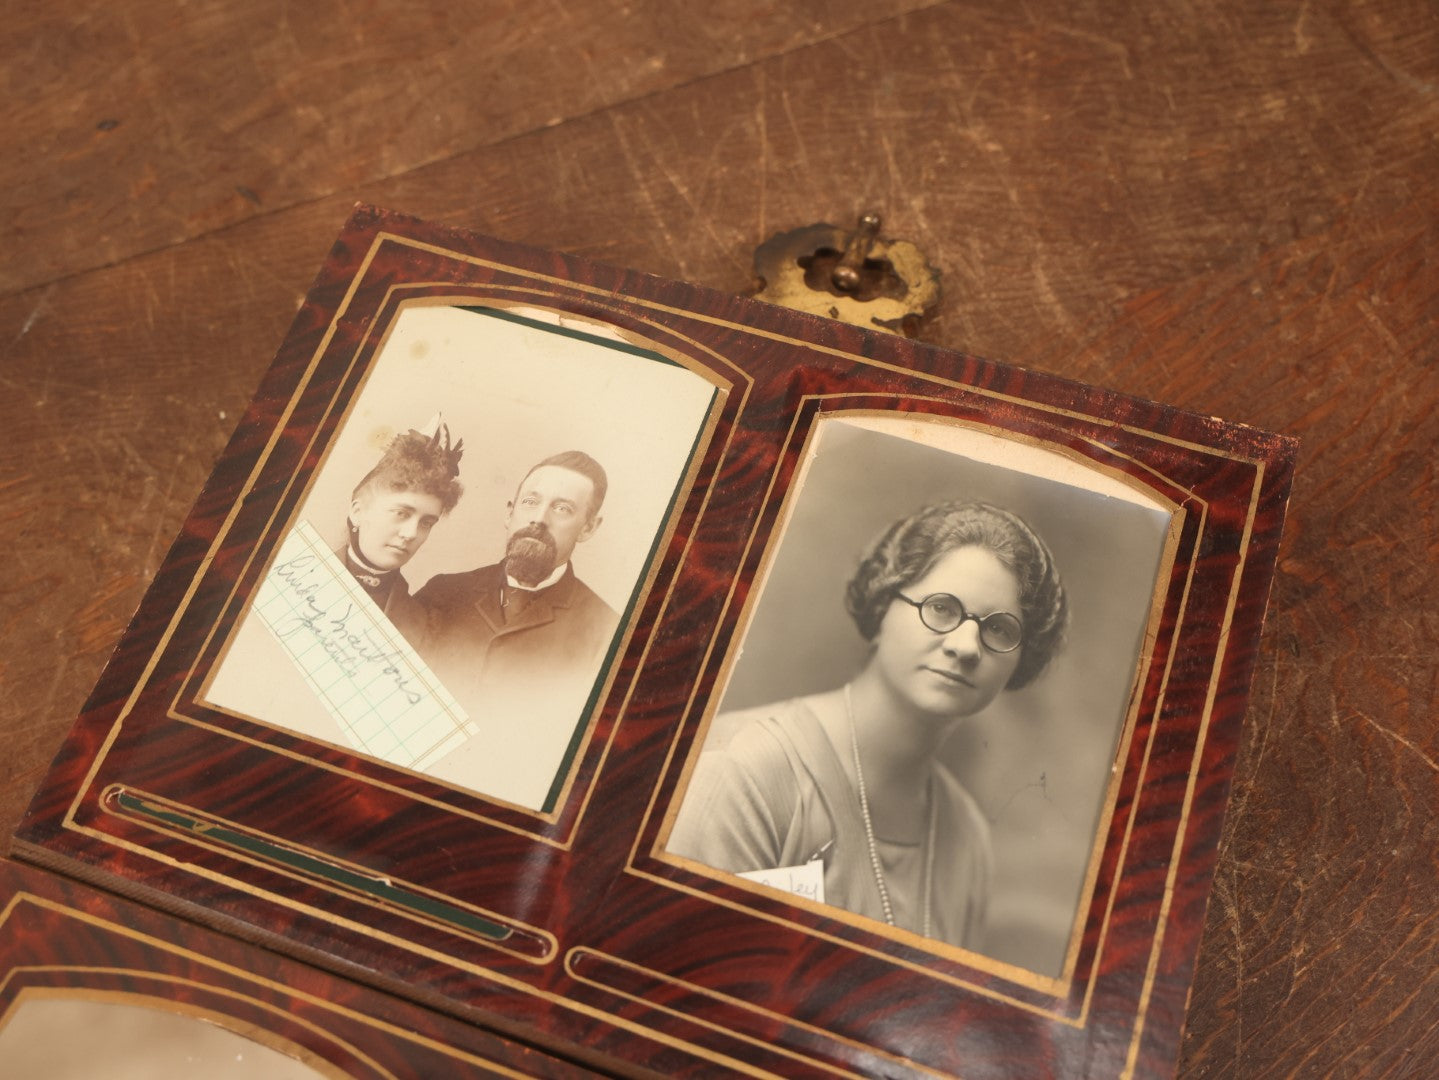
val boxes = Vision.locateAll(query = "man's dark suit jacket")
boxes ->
[415,561,619,719]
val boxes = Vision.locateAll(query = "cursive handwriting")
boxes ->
[269,555,422,705]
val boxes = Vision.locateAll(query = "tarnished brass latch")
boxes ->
[752,213,940,336]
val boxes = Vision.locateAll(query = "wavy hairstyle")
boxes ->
[844,501,1067,690]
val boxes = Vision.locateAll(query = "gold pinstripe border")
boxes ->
[0,892,538,1077]
[64,275,747,847]
[43,223,1277,1078]
[98,785,556,963]
[626,400,1209,1016]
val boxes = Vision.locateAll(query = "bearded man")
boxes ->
[415,451,620,763]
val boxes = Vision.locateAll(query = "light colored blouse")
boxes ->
[670,698,992,949]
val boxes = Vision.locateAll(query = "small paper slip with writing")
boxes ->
[737,860,825,904]
[252,521,473,770]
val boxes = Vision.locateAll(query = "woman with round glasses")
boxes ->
[670,501,1067,948]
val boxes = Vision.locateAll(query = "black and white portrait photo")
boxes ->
[206,302,718,812]
[665,414,1174,979]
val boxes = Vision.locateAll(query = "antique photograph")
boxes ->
[666,414,1175,978]
[206,302,717,812]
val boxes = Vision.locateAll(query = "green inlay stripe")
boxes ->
[114,791,511,941]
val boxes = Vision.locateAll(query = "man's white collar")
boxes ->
[506,562,568,592]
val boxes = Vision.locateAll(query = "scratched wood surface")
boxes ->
[2,1,1435,1076]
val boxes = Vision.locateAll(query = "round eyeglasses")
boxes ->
[893,593,1024,653]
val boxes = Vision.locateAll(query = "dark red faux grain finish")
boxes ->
[0,857,630,1077]
[15,207,1295,1078]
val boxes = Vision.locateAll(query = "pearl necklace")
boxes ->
[844,683,933,937]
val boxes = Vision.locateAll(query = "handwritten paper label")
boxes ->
[737,859,826,904]
[252,521,473,770]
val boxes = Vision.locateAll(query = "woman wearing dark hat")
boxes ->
[344,416,464,647]
[670,501,1067,949]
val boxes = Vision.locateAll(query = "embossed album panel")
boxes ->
[16,207,1295,1079]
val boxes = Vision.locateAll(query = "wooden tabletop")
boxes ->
[3,2,1435,1075]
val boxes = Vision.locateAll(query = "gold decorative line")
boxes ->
[180,288,579,833]
[68,223,1263,844]
[0,893,543,1075]
[799,411,1196,997]
[0,981,380,1080]
[630,399,819,868]
[0,892,22,929]
[640,405,1085,995]
[61,236,390,832]
[1078,498,1207,1027]
[53,821,576,988]
[565,397,756,838]
[640,854,1078,1020]
[1029,430,1202,995]
[1054,501,1190,987]
[177,281,745,842]
[637,400,1211,1018]
[1122,461,1267,1079]
[41,224,1277,1073]
[8,890,724,1069]
[378,233,1275,465]
[158,715,573,847]
[412,293,745,824]
[100,786,553,963]
[46,243,768,995]
[566,948,952,1079]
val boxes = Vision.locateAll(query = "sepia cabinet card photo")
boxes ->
[206,301,717,812]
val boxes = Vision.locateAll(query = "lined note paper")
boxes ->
[252,521,473,770]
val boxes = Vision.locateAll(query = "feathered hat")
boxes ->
[352,414,464,512]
